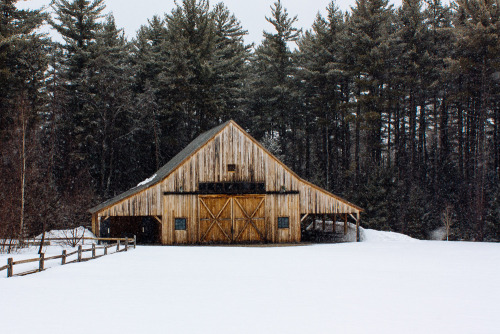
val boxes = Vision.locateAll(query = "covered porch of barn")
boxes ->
[93,215,163,244]
[300,212,361,243]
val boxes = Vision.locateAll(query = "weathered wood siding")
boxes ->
[96,185,162,217]
[162,195,197,244]
[265,194,301,243]
[297,181,359,214]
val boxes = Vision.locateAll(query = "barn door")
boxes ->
[198,195,266,243]
[233,196,265,242]
[199,196,232,243]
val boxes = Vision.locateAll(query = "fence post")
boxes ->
[134,235,136,249]
[125,238,128,252]
[78,245,82,262]
[62,250,66,265]
[39,253,45,272]
[104,244,108,255]
[7,258,13,278]
[117,240,120,251]
[92,243,96,259]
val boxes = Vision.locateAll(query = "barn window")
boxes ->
[278,217,289,229]
[175,218,187,230]
[227,164,236,172]
[198,182,265,194]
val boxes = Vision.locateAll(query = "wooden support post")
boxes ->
[356,212,361,242]
[77,245,82,262]
[322,214,326,232]
[333,213,337,233]
[39,253,45,272]
[117,240,120,251]
[134,235,136,249]
[92,213,97,237]
[125,238,128,252]
[313,216,317,231]
[62,250,66,265]
[104,245,108,255]
[171,210,175,245]
[92,243,96,258]
[7,258,13,277]
[344,214,348,235]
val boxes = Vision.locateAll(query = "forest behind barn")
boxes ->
[1,0,498,241]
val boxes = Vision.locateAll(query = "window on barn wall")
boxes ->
[227,164,236,172]
[198,182,265,194]
[175,218,187,230]
[278,217,289,229]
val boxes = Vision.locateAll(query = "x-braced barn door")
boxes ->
[198,195,265,243]
[199,196,233,243]
[233,196,265,242]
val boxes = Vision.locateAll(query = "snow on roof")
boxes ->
[137,174,156,187]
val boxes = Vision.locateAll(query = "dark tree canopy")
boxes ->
[0,0,498,242]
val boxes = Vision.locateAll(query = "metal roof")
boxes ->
[89,120,231,214]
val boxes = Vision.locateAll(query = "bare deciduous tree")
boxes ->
[442,205,454,241]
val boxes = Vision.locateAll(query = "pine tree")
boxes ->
[88,15,134,196]
[132,15,168,172]
[211,3,251,124]
[49,0,106,192]
[0,0,50,238]
[297,1,349,190]
[250,0,301,166]
[452,0,500,240]
[136,0,250,165]
[162,0,217,141]
[347,0,394,177]
[0,0,48,134]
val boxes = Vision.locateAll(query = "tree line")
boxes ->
[1,0,498,241]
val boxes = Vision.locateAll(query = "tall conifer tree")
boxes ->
[250,0,301,166]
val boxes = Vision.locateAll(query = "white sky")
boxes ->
[18,0,405,46]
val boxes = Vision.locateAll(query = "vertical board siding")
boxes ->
[163,194,198,244]
[97,184,162,217]
[265,194,300,243]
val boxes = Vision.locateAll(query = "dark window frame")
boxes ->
[174,218,187,230]
[198,182,266,194]
[278,217,290,229]
[227,164,236,172]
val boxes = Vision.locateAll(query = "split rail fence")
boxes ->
[0,236,136,278]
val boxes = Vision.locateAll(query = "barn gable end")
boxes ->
[90,120,362,244]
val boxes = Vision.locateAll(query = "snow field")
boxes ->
[1,239,499,334]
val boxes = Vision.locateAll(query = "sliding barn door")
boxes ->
[199,196,232,243]
[198,195,266,243]
[233,196,265,242]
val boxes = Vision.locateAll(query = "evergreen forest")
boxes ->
[1,0,499,241]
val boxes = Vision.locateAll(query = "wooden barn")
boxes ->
[89,120,362,244]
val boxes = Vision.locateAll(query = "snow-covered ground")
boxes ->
[1,231,499,333]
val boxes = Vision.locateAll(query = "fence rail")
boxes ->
[0,237,135,252]
[0,236,136,278]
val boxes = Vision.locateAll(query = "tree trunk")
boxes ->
[20,102,27,242]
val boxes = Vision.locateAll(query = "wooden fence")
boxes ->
[0,236,136,278]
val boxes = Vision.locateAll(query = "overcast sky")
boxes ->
[18,0,406,46]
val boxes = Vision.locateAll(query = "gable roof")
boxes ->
[90,120,362,214]
[89,120,230,214]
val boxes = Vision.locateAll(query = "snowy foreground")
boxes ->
[1,233,499,333]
